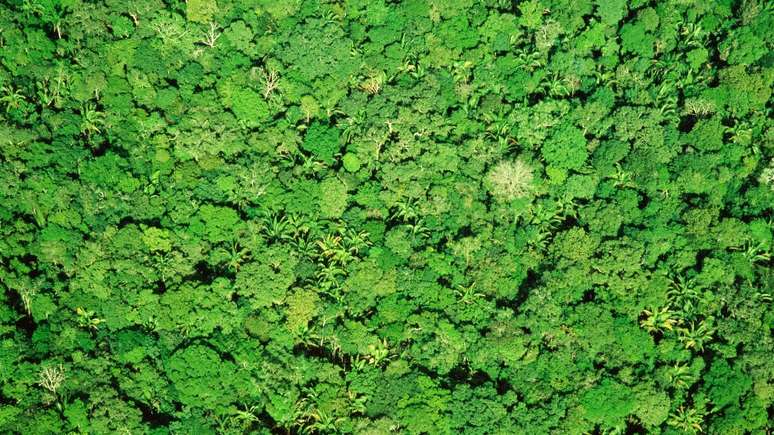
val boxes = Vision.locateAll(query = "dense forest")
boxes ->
[1,0,772,433]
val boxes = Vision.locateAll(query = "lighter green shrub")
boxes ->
[760,159,774,190]
[486,159,535,201]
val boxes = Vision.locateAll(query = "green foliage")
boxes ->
[190,204,241,243]
[542,123,589,171]
[596,0,627,26]
[518,0,544,29]
[1,1,772,433]
[342,152,361,172]
[580,379,635,428]
[165,344,238,408]
[186,0,218,23]
[302,122,341,165]
[319,177,348,219]
[228,88,270,128]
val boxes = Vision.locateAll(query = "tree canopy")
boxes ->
[1,0,772,433]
